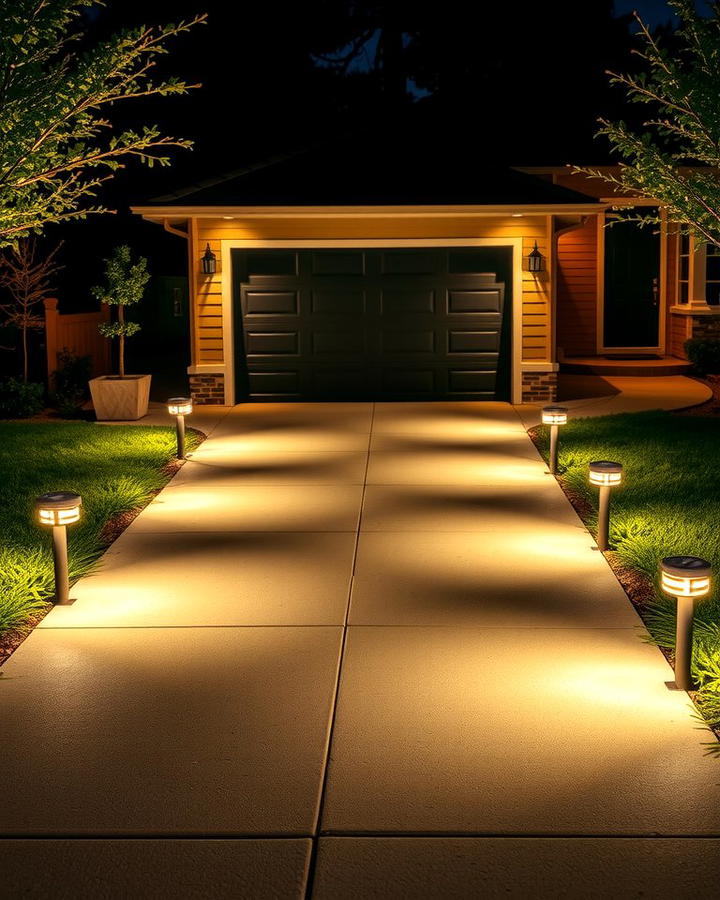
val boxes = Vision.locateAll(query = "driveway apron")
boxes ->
[1,401,719,898]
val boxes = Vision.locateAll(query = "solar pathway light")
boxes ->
[660,556,712,691]
[541,406,568,475]
[588,460,623,552]
[35,491,82,605]
[167,397,193,460]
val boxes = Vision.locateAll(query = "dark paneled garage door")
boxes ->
[231,247,512,400]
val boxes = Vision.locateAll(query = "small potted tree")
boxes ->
[89,245,151,420]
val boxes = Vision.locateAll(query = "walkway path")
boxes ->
[2,402,719,898]
[517,373,712,428]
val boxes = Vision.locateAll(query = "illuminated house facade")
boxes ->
[133,143,713,405]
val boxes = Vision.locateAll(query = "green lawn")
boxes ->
[537,410,720,726]
[0,422,200,633]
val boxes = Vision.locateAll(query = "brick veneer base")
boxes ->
[188,370,556,405]
[522,371,558,403]
[691,315,720,342]
[189,373,225,405]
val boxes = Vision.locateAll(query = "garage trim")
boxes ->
[219,238,524,405]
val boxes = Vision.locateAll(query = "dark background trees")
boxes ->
[2,0,679,379]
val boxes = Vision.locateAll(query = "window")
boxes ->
[677,233,690,303]
[675,233,720,306]
[706,243,720,305]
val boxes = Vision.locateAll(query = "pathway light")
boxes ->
[588,460,623,551]
[660,555,711,691]
[542,406,568,475]
[35,491,82,605]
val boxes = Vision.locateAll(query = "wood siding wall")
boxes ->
[555,217,598,357]
[190,215,553,368]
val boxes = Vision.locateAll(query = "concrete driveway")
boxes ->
[2,402,719,898]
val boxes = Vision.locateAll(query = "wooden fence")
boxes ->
[44,297,111,383]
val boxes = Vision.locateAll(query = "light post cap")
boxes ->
[589,460,623,474]
[542,406,568,425]
[35,491,82,510]
[660,555,712,598]
[167,397,193,416]
[661,555,712,578]
[588,460,623,487]
[35,492,83,526]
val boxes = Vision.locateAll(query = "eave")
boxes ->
[131,203,607,223]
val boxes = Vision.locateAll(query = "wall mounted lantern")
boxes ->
[541,406,568,475]
[526,240,545,273]
[588,460,623,551]
[167,397,193,459]
[35,491,82,605]
[201,243,216,275]
[660,555,711,691]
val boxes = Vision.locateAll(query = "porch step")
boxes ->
[560,356,692,377]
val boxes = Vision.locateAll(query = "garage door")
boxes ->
[231,247,512,400]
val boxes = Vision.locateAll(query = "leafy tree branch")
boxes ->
[0,1,206,246]
[575,0,720,246]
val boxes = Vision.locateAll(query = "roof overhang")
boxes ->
[132,203,606,222]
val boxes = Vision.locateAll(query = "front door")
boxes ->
[603,212,660,349]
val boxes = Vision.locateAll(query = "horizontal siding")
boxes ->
[191,215,553,368]
[669,313,690,359]
[556,217,598,357]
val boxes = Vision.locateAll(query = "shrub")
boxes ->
[0,378,44,418]
[685,338,720,375]
[52,349,91,418]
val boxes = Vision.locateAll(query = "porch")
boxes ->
[559,355,692,377]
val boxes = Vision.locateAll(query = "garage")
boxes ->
[231,246,512,401]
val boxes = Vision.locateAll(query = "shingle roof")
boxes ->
[147,134,599,208]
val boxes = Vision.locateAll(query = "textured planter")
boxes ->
[89,374,151,421]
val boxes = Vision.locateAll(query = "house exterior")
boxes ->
[132,144,718,406]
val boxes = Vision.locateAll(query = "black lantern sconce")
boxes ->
[201,243,217,275]
[526,240,545,273]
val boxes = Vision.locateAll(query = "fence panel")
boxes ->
[44,298,111,383]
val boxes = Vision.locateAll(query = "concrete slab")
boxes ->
[349,532,639,627]
[366,448,548,485]
[372,401,525,434]
[360,483,583,532]
[312,837,720,900]
[0,839,311,900]
[224,401,374,431]
[172,449,369,486]
[0,627,341,834]
[321,627,720,834]
[194,427,371,453]
[39,531,355,627]
[8,395,719,883]
[131,484,364,533]
[370,432,540,457]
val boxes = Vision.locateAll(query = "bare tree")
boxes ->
[0,239,63,382]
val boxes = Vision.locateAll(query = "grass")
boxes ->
[536,410,720,728]
[0,422,200,634]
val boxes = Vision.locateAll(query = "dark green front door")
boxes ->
[232,247,512,400]
[603,213,660,348]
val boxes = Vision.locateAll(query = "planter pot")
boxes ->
[89,375,152,421]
